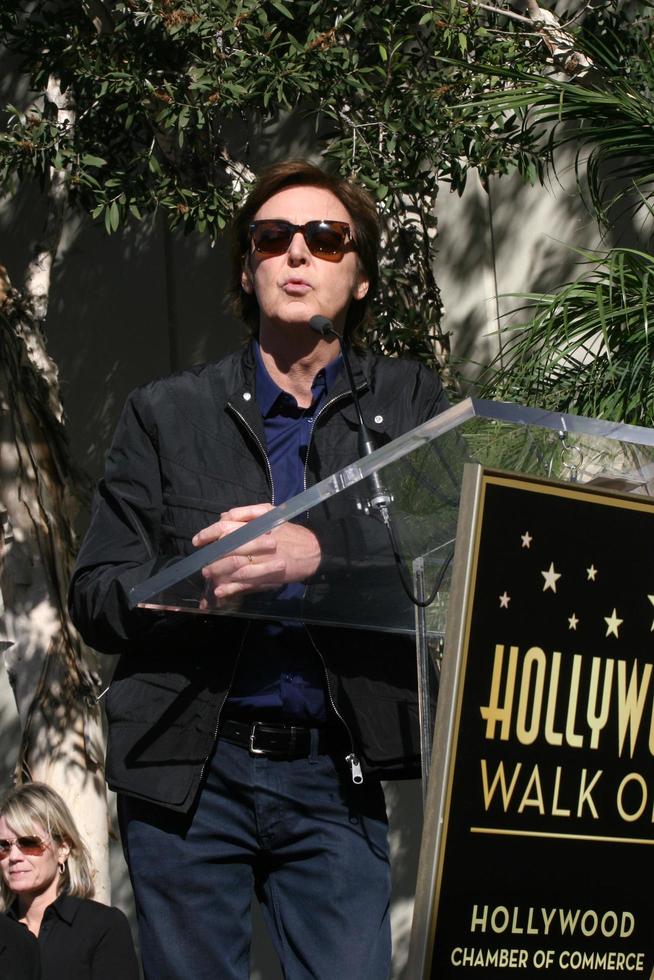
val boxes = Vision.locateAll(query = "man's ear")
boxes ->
[241,256,254,295]
[353,270,369,302]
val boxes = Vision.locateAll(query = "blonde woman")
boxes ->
[0,783,138,980]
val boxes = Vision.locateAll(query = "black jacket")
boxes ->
[7,896,138,980]
[69,344,450,811]
[0,914,40,980]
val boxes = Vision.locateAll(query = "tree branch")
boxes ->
[457,0,595,77]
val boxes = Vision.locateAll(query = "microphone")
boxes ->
[309,315,390,514]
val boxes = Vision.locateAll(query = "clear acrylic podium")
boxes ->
[128,398,654,788]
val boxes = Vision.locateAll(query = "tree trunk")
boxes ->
[0,72,110,901]
[0,310,110,901]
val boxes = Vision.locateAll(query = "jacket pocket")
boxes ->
[106,672,212,729]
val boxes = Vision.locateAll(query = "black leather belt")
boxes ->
[219,718,332,759]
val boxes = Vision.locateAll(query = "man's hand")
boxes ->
[192,503,321,599]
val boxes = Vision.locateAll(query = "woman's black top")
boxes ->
[0,913,40,979]
[7,895,139,980]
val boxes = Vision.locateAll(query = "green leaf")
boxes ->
[109,201,120,232]
[178,105,190,130]
[81,154,107,168]
[270,0,293,19]
[222,81,249,97]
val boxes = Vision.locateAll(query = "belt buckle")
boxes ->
[249,722,268,756]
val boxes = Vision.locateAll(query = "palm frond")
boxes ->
[480,248,654,425]
[449,21,654,225]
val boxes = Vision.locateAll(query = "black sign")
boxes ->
[419,469,654,978]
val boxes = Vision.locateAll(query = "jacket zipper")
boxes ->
[227,403,275,505]
[302,382,367,784]
[302,384,365,494]
[305,625,363,784]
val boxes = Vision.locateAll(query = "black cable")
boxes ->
[382,512,454,608]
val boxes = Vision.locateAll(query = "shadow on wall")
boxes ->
[1,182,247,489]
[440,147,654,396]
[438,161,601,388]
[50,218,247,486]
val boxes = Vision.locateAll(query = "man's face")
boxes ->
[241,185,369,341]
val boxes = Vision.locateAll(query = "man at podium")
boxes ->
[69,160,447,979]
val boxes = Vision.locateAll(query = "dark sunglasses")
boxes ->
[249,220,354,261]
[0,835,49,857]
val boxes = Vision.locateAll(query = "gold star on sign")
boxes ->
[568,613,579,630]
[604,608,623,638]
[499,592,510,609]
[587,565,598,581]
[541,562,561,593]
[521,531,532,549]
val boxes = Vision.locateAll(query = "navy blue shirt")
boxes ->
[226,341,343,723]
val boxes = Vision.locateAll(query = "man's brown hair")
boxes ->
[229,160,381,344]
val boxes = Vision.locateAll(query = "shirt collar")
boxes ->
[252,339,343,417]
[7,893,78,925]
[49,894,78,924]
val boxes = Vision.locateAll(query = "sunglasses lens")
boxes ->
[19,837,46,855]
[306,222,348,255]
[0,836,46,856]
[251,222,292,255]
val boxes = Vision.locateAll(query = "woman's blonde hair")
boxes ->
[0,782,95,910]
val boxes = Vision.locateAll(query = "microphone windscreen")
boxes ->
[309,315,334,337]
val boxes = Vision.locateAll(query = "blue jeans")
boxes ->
[118,735,391,980]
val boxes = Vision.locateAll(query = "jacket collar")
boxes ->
[320,347,388,434]
[221,341,266,446]
[215,340,385,437]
